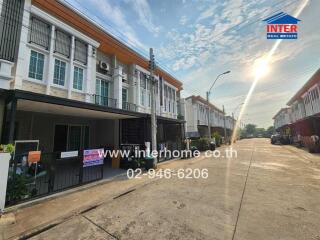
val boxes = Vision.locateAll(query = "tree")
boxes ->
[245,124,257,135]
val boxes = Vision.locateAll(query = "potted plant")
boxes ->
[0,144,15,212]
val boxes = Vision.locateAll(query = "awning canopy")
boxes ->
[17,99,137,119]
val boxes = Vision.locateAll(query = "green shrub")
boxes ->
[191,138,210,151]
[6,174,30,204]
[0,144,15,153]
[213,132,222,146]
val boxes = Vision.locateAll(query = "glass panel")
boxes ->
[28,50,44,80]
[122,88,128,103]
[73,66,83,90]
[53,59,66,86]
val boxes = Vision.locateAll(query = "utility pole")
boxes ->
[206,91,211,140]
[223,105,227,144]
[206,71,230,141]
[149,48,157,153]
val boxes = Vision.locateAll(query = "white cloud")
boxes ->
[179,15,188,25]
[126,0,160,36]
[197,5,218,22]
[86,0,147,51]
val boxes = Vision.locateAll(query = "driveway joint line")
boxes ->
[82,215,119,240]
[231,144,255,240]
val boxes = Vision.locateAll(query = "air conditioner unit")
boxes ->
[122,73,128,82]
[99,61,110,71]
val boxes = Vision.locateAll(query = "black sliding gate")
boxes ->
[5,152,103,207]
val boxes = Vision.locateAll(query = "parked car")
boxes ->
[271,133,281,144]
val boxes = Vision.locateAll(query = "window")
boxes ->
[74,39,87,64]
[96,79,109,106]
[55,29,71,57]
[172,89,175,101]
[164,98,167,111]
[29,17,50,49]
[73,66,83,90]
[140,89,145,106]
[122,88,128,103]
[148,92,151,107]
[28,50,44,80]
[53,59,66,86]
[140,73,147,89]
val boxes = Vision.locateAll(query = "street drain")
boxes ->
[113,189,136,199]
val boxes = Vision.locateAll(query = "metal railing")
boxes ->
[6,151,103,207]
[92,95,117,108]
[122,102,138,112]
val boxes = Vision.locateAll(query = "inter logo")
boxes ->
[263,12,301,39]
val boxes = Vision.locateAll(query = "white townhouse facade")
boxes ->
[273,69,320,138]
[181,95,233,138]
[10,0,179,119]
[0,0,183,152]
[273,108,292,130]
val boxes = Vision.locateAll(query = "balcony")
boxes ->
[91,94,117,108]
[122,102,138,112]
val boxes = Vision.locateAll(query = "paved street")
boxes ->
[7,139,320,239]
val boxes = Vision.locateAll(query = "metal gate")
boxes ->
[5,151,103,207]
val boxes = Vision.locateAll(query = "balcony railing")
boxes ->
[92,95,117,108]
[122,102,138,112]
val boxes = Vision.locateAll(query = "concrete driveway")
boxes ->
[7,139,320,239]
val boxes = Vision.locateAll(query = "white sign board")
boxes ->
[61,151,78,159]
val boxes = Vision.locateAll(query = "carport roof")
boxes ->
[7,90,185,123]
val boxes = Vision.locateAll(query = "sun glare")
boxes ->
[252,57,270,78]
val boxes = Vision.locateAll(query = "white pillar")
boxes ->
[0,152,10,212]
[112,55,122,108]
[136,70,141,110]
[85,45,94,103]
[67,36,75,99]
[174,90,177,117]
[46,25,55,94]
[128,64,135,104]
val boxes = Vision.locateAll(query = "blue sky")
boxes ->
[65,0,320,128]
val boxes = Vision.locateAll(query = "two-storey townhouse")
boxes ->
[273,108,292,131]
[0,0,184,154]
[181,95,231,138]
[285,68,320,138]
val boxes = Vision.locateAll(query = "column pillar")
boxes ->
[46,25,55,94]
[7,98,17,144]
[112,55,122,108]
[136,70,141,110]
[85,44,94,103]
[67,36,75,99]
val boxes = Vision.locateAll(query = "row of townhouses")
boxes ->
[179,95,235,138]
[0,0,237,209]
[273,68,320,142]
[0,0,185,153]
[0,0,235,154]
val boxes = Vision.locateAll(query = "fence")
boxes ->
[5,151,103,207]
